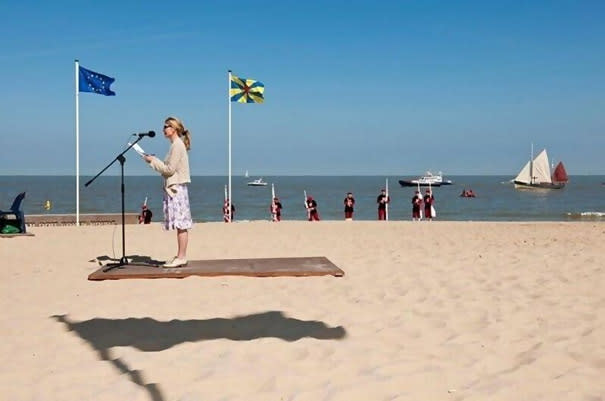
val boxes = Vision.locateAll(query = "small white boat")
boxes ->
[399,171,452,187]
[247,178,268,186]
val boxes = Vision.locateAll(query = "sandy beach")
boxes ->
[1,221,603,401]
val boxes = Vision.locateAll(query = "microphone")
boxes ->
[137,131,155,138]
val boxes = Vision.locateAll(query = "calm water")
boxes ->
[1,175,604,222]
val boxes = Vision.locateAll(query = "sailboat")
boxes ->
[513,145,568,190]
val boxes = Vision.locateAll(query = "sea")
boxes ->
[1,175,604,222]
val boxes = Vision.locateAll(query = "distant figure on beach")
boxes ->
[138,204,153,224]
[223,199,235,222]
[144,117,192,268]
[305,196,320,221]
[344,192,355,221]
[270,197,282,222]
[377,189,390,220]
[412,190,422,221]
[424,189,435,221]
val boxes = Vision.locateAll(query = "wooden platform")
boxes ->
[88,256,344,280]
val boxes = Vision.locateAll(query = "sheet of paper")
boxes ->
[128,142,147,156]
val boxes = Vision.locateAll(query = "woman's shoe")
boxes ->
[162,257,188,268]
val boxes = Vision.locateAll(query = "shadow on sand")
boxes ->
[52,311,346,401]
[91,254,165,267]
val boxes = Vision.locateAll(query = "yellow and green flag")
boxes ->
[230,74,264,103]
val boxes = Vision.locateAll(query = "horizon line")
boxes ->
[1,173,604,177]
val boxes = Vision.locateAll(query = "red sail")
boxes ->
[552,161,568,183]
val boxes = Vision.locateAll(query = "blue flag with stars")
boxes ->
[78,66,116,96]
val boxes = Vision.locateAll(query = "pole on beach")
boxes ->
[428,181,432,219]
[271,183,276,221]
[224,184,230,222]
[385,178,389,221]
[227,70,233,224]
[304,190,309,220]
[74,59,80,226]
[417,182,423,220]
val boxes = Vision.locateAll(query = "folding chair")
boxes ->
[0,192,26,233]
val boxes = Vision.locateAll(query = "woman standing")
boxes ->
[144,117,192,267]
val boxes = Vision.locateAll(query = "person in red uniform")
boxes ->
[305,196,320,221]
[423,189,435,221]
[412,190,422,221]
[138,204,153,224]
[270,197,283,222]
[343,192,355,221]
[377,189,390,220]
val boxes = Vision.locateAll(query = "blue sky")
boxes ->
[1,1,603,175]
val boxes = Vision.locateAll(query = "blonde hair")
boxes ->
[165,116,191,150]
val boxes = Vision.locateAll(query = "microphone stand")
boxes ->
[85,135,149,272]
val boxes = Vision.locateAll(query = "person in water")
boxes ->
[460,188,476,197]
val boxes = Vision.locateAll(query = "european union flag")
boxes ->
[79,66,116,96]
[230,74,264,103]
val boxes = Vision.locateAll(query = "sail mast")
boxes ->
[530,143,534,184]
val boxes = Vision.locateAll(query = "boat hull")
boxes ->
[513,181,565,190]
[247,183,267,187]
[399,180,441,187]
[399,180,452,187]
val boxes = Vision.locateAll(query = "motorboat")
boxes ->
[398,171,452,187]
[247,178,268,186]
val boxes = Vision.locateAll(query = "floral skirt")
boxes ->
[162,184,193,230]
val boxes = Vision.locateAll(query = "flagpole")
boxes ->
[74,59,80,226]
[228,70,232,222]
